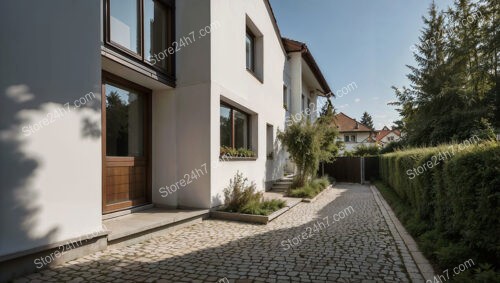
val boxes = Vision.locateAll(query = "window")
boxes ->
[351,135,356,142]
[283,85,288,110]
[344,135,350,142]
[266,124,274,159]
[105,0,173,73]
[220,103,250,149]
[105,82,146,157]
[109,0,141,54]
[388,136,395,141]
[245,17,263,81]
[144,0,169,70]
[246,30,255,71]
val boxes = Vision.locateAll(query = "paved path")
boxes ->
[15,184,424,283]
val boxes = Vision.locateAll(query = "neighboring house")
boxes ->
[0,0,332,279]
[376,126,402,146]
[333,113,376,153]
[282,38,332,173]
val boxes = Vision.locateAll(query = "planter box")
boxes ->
[302,185,332,203]
[210,205,291,224]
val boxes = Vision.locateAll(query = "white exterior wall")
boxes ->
[153,0,212,209]
[340,132,374,152]
[0,0,102,256]
[209,0,287,205]
[380,132,401,145]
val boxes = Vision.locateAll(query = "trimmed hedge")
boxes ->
[379,141,500,275]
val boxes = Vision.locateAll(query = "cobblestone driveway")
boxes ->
[15,184,423,283]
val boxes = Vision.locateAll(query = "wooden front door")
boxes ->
[102,72,151,214]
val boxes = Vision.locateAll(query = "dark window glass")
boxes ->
[109,0,141,54]
[106,83,144,157]
[283,85,288,109]
[246,31,255,71]
[344,135,350,142]
[220,105,232,147]
[234,110,248,149]
[220,104,250,150]
[144,0,168,70]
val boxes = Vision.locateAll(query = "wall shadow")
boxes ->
[19,185,410,282]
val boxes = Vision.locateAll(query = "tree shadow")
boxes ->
[20,185,410,282]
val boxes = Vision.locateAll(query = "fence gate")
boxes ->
[321,156,379,184]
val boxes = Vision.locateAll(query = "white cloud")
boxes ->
[337,104,349,109]
[354,98,360,103]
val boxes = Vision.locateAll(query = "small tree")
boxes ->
[278,102,340,187]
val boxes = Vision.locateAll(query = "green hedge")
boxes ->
[379,141,500,275]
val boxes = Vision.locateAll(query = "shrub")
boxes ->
[241,199,286,216]
[377,140,500,277]
[223,172,286,216]
[220,146,256,158]
[352,144,380,156]
[380,140,406,154]
[289,177,330,198]
[223,172,261,212]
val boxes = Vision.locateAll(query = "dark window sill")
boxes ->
[101,45,176,87]
[246,68,263,83]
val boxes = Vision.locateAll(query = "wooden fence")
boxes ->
[320,156,379,183]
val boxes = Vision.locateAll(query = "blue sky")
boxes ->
[270,0,455,129]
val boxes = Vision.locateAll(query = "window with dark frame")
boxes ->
[344,135,350,142]
[351,135,356,142]
[220,103,250,150]
[283,85,288,110]
[246,29,255,71]
[105,0,173,74]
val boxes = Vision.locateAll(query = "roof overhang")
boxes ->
[282,38,333,97]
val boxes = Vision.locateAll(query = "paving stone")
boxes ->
[13,184,423,282]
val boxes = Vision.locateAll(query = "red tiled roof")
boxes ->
[375,126,401,142]
[332,113,373,132]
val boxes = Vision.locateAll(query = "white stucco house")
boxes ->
[375,126,402,146]
[0,0,332,280]
[333,112,376,153]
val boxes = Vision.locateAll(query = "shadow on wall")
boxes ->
[0,84,101,258]
[0,0,102,266]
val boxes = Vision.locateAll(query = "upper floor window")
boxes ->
[245,16,263,82]
[105,0,173,74]
[388,136,395,141]
[109,0,141,53]
[246,29,255,72]
[283,85,288,110]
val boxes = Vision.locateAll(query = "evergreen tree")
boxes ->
[390,0,496,146]
[360,111,374,130]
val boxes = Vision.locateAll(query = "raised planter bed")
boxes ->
[301,185,332,203]
[210,201,299,224]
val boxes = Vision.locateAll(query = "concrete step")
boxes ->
[104,208,209,249]
[274,181,293,185]
[272,183,291,188]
